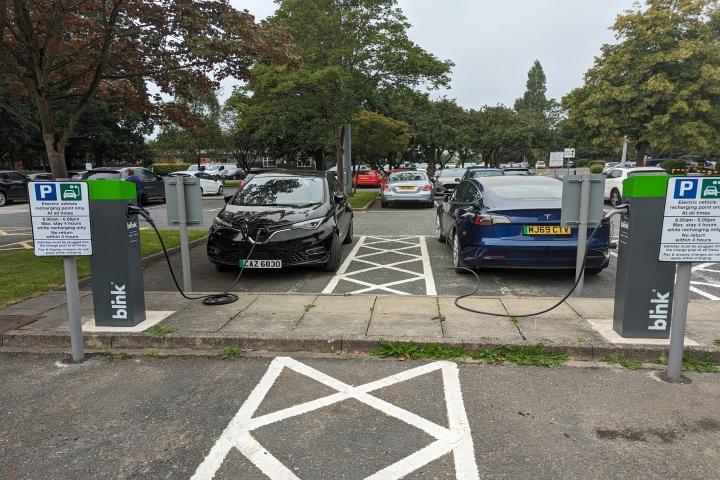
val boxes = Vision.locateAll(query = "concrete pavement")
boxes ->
[2,291,719,362]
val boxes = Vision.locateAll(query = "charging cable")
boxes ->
[444,206,626,318]
[128,205,252,305]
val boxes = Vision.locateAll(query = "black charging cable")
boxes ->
[128,205,252,305]
[443,210,606,318]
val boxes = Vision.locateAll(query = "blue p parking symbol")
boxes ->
[34,183,57,201]
[673,179,698,199]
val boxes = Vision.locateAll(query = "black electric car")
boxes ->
[207,171,353,271]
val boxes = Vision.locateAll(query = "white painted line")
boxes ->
[419,236,437,296]
[321,235,367,293]
[609,251,618,257]
[689,286,720,301]
[192,357,479,480]
[586,319,699,346]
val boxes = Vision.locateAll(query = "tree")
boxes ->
[514,60,559,163]
[351,110,410,168]
[471,106,532,167]
[563,0,720,160]
[0,0,293,178]
[514,60,550,113]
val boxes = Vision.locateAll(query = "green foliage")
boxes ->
[714,339,720,347]
[563,1,720,159]
[370,341,465,360]
[349,191,378,208]
[218,346,242,360]
[471,344,568,367]
[656,349,719,373]
[590,164,604,174]
[601,354,644,370]
[589,160,606,167]
[151,163,191,176]
[352,110,410,167]
[515,60,550,113]
[144,325,179,340]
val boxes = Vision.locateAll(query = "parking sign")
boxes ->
[29,182,92,256]
[660,177,720,262]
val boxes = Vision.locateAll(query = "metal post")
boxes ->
[63,256,84,362]
[343,123,352,196]
[666,262,692,381]
[175,178,192,292]
[620,136,628,167]
[574,174,591,296]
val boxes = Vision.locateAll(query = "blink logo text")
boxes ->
[110,283,127,320]
[648,289,670,331]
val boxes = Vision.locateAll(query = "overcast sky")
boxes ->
[230,0,637,108]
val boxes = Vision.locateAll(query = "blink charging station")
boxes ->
[612,175,677,339]
[86,180,146,327]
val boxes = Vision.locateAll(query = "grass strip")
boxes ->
[656,348,719,373]
[471,344,567,367]
[349,191,379,209]
[370,340,464,361]
[0,229,207,308]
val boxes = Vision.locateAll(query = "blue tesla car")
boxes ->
[435,176,610,274]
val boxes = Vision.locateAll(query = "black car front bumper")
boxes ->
[207,224,334,268]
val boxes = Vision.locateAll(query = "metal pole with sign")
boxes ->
[165,176,203,292]
[563,148,575,177]
[29,182,92,362]
[659,176,720,382]
[549,152,564,178]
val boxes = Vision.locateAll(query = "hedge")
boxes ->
[151,163,191,176]
[589,164,604,174]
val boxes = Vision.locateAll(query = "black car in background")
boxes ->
[433,168,468,195]
[207,171,353,272]
[82,167,166,203]
[0,170,30,206]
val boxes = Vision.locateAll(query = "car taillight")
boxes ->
[601,217,610,225]
[383,185,391,192]
[422,184,432,191]
[473,214,511,226]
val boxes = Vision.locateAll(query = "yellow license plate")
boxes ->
[523,226,571,235]
[398,186,415,190]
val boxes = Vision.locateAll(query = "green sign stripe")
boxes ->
[622,175,669,198]
[87,179,135,200]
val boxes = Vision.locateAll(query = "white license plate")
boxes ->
[239,259,282,268]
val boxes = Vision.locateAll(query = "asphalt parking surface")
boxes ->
[3,353,720,480]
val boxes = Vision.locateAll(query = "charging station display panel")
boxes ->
[660,177,720,262]
[29,182,92,256]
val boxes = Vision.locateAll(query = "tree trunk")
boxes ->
[37,96,69,179]
[313,148,325,171]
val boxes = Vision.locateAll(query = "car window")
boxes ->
[388,172,427,182]
[502,169,531,176]
[470,170,503,178]
[327,174,340,193]
[135,169,155,181]
[7,172,27,181]
[439,168,466,178]
[232,176,325,206]
[0,173,9,180]
[627,170,666,177]
[486,182,562,200]
[461,183,479,203]
[86,171,121,180]
[450,183,468,203]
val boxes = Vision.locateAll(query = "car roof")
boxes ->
[470,175,562,208]
[615,167,665,171]
[254,170,327,179]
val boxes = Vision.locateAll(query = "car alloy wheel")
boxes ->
[0,191,6,207]
[218,185,223,195]
[610,189,621,207]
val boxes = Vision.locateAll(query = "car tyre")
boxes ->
[343,219,354,244]
[610,188,622,207]
[218,185,223,195]
[451,229,470,274]
[426,200,435,208]
[0,191,6,207]
[435,214,446,243]
[323,234,342,272]
[381,199,388,208]
[200,187,205,196]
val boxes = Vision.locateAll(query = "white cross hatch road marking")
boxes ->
[191,357,479,480]
[322,235,437,295]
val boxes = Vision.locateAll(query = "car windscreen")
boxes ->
[232,176,325,206]
[469,170,503,178]
[502,170,531,176]
[85,171,121,179]
[438,169,466,178]
[486,182,562,200]
[388,172,427,182]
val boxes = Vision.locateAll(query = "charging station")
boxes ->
[87,180,146,327]
[612,174,676,338]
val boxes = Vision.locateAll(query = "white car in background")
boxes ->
[169,171,224,196]
[603,167,666,206]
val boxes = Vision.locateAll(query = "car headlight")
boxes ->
[291,218,324,230]
[212,217,233,229]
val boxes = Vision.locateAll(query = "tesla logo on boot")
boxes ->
[648,290,670,331]
[110,283,127,319]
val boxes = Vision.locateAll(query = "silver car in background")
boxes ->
[381,171,435,208]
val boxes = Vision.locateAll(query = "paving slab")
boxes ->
[157,294,258,332]
[1,291,90,315]
[221,294,317,335]
[501,297,580,319]
[19,306,95,331]
[437,297,519,340]
[367,295,441,338]
[565,298,614,319]
[519,316,603,343]
[292,295,374,336]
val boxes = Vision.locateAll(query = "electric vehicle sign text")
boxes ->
[660,177,720,262]
[29,182,92,257]
[239,259,282,268]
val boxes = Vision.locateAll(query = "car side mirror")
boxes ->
[442,194,450,203]
[223,194,232,203]
[334,192,346,203]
